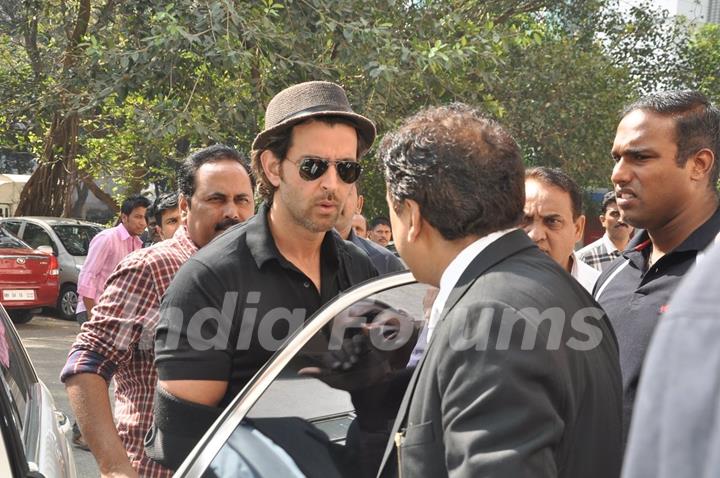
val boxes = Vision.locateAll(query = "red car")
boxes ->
[0,227,59,324]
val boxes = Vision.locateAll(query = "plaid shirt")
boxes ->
[61,226,198,477]
[577,234,622,272]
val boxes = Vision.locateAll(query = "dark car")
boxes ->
[0,217,104,320]
[0,228,59,324]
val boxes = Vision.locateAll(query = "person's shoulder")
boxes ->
[89,226,116,244]
[577,237,604,257]
[357,235,395,257]
[333,231,378,277]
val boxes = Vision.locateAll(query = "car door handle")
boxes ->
[54,410,71,435]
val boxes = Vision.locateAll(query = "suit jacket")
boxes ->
[377,230,622,478]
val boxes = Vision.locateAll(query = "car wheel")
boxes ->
[57,284,78,321]
[8,310,32,324]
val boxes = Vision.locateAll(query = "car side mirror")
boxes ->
[36,245,55,255]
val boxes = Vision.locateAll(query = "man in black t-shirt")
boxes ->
[595,90,720,448]
[148,81,379,469]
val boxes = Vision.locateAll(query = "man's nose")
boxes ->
[320,162,341,191]
[525,222,545,243]
[224,202,241,219]
[611,158,630,186]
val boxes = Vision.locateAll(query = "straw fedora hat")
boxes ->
[251,81,376,151]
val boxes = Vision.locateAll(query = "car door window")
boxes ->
[195,281,429,478]
[1,221,22,238]
[51,224,102,256]
[0,310,35,436]
[21,224,55,254]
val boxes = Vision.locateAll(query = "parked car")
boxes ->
[173,272,426,478]
[0,217,104,320]
[0,228,59,324]
[0,302,76,477]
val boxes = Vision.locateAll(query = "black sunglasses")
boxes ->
[290,157,362,184]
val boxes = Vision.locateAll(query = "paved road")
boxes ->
[16,314,101,477]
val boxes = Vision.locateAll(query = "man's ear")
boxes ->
[178,193,190,223]
[599,214,606,229]
[406,199,423,242]
[689,148,715,184]
[261,150,282,188]
[574,214,586,243]
[356,194,365,214]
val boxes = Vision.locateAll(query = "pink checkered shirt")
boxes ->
[61,226,198,477]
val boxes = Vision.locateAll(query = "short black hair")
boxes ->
[120,195,151,216]
[525,167,583,219]
[153,192,179,225]
[177,144,253,206]
[370,216,391,230]
[251,116,370,202]
[623,90,720,188]
[379,103,525,240]
[600,191,617,214]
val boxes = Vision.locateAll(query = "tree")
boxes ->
[0,0,698,218]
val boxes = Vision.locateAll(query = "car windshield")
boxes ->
[51,224,103,256]
[0,228,29,250]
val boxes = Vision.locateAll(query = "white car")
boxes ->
[174,272,426,478]
[0,303,76,477]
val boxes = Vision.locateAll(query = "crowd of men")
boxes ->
[60,81,720,478]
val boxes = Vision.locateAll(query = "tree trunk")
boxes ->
[15,0,92,217]
[15,112,79,216]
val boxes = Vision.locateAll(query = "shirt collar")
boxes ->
[246,202,340,271]
[428,228,516,336]
[115,222,132,240]
[172,225,199,254]
[114,222,142,248]
[623,206,720,260]
[602,232,619,254]
[674,205,720,253]
[570,251,600,292]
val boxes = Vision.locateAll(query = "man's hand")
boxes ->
[298,299,419,390]
[65,373,138,478]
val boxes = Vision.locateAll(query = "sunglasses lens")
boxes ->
[296,158,361,183]
[299,158,328,181]
[337,162,362,184]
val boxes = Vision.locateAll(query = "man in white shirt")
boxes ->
[522,166,600,292]
[577,191,634,271]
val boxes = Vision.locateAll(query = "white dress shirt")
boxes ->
[570,251,600,293]
[426,228,516,340]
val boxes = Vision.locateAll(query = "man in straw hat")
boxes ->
[147,81,384,470]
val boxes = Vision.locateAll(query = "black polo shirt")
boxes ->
[155,202,378,406]
[594,205,720,443]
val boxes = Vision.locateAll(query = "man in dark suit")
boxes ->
[375,103,623,477]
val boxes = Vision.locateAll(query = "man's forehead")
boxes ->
[161,208,180,220]
[525,180,573,216]
[613,110,675,148]
[289,121,358,159]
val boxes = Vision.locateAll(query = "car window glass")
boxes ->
[0,228,28,250]
[21,224,54,253]
[0,312,32,434]
[1,221,22,237]
[51,225,102,256]
[199,282,429,478]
